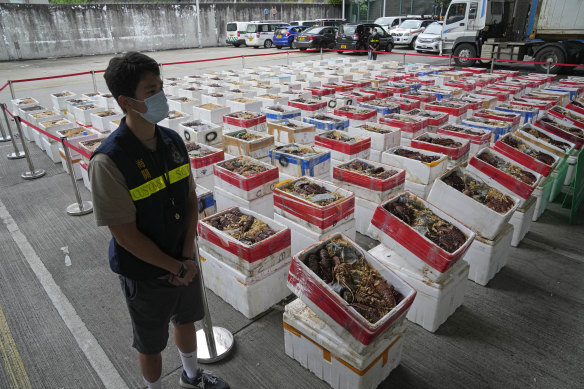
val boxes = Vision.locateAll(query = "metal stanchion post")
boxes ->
[91,70,98,93]
[0,108,10,142]
[287,51,290,65]
[547,59,552,77]
[193,235,234,363]
[61,136,93,216]
[449,54,452,66]
[8,80,15,99]
[490,58,496,73]
[1,104,24,159]
[320,47,323,60]
[403,52,406,65]
[14,116,45,180]
[241,55,245,69]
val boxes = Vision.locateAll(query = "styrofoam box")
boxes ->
[354,196,379,238]
[201,93,235,106]
[381,146,448,185]
[193,104,231,124]
[322,95,356,112]
[427,168,520,241]
[403,180,432,200]
[226,98,263,113]
[19,106,47,140]
[213,185,274,219]
[274,213,355,260]
[267,120,316,145]
[39,136,60,163]
[222,129,275,159]
[198,207,288,276]
[179,87,204,100]
[168,96,199,113]
[213,156,278,201]
[50,91,75,111]
[270,145,331,178]
[348,123,401,152]
[33,113,67,148]
[462,223,513,286]
[532,174,554,222]
[256,95,289,108]
[11,97,39,115]
[96,94,118,110]
[159,111,191,132]
[284,299,405,389]
[315,134,371,163]
[80,162,90,191]
[72,104,104,126]
[179,120,222,146]
[54,127,100,159]
[90,111,123,132]
[58,147,82,179]
[200,247,291,319]
[368,244,469,333]
[196,185,216,220]
[509,195,536,247]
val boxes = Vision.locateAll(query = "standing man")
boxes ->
[89,52,229,389]
[368,28,380,60]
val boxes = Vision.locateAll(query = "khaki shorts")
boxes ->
[120,274,205,355]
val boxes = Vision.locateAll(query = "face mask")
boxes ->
[132,90,169,124]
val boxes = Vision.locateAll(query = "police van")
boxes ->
[245,21,285,48]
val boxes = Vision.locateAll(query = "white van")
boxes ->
[290,20,317,27]
[226,21,254,47]
[245,21,285,48]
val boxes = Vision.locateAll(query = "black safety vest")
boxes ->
[92,118,190,279]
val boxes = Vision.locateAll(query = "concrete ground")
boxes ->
[0,46,583,389]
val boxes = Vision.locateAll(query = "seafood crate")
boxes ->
[547,106,584,130]
[322,94,357,112]
[193,103,230,124]
[222,129,274,159]
[315,131,371,162]
[566,99,584,115]
[269,144,331,178]
[382,96,420,112]
[367,191,476,282]
[78,136,107,164]
[368,244,469,332]
[494,104,538,125]
[474,108,521,130]
[199,247,290,319]
[214,186,274,218]
[198,207,290,277]
[322,82,354,93]
[379,113,428,135]
[411,133,470,168]
[344,80,373,89]
[267,120,316,145]
[376,73,405,82]
[529,90,570,106]
[283,299,405,389]
[515,124,576,159]
[288,98,328,117]
[358,100,401,118]
[179,86,204,100]
[54,126,100,159]
[359,88,391,99]
[11,97,39,115]
[179,120,222,146]
[444,80,476,92]
[510,97,553,113]
[492,69,520,79]
[492,82,524,96]
[381,146,448,185]
[273,177,355,234]
[303,113,349,132]
[262,104,301,121]
[417,86,453,101]
[427,168,519,240]
[225,98,262,113]
[64,98,91,117]
[186,142,224,178]
[461,116,512,142]
[382,83,410,95]
[333,106,377,126]
[464,76,489,88]
[464,93,498,110]
[424,100,468,123]
[159,110,191,132]
[462,67,487,74]
[168,96,199,113]
[287,233,416,347]
[494,133,560,176]
[281,90,312,101]
[404,109,448,132]
[544,85,579,100]
[89,110,123,132]
[476,88,511,102]
[509,195,536,247]
[223,111,267,133]
[196,185,216,219]
[50,91,75,111]
[347,123,401,152]
[333,159,406,203]
[71,103,105,126]
[404,76,436,86]
[19,105,46,140]
[35,116,71,149]
[338,91,376,104]
[466,148,543,207]
[534,115,584,150]
[57,147,82,177]
[213,156,278,201]
[256,94,289,108]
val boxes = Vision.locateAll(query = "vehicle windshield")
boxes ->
[275,28,288,35]
[340,25,356,35]
[399,20,422,29]
[423,22,442,34]
[304,27,325,34]
[246,24,258,33]
[374,17,392,25]
[227,23,237,32]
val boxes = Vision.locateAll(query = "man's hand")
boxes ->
[169,259,199,286]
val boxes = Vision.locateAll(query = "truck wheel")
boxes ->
[453,44,477,67]
[264,39,273,49]
[386,43,393,53]
[534,46,565,74]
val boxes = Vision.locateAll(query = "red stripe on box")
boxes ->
[379,116,427,133]
[315,136,371,155]
[468,155,535,199]
[425,103,467,117]
[566,103,584,115]
[547,109,584,130]
[402,93,436,103]
[493,139,553,176]
[288,100,327,111]
[437,128,491,145]
[333,108,377,121]
[322,84,353,92]
[213,164,278,191]
[274,199,355,229]
[338,93,376,103]
[474,111,521,127]
[534,120,584,150]
[411,138,470,160]
[444,81,475,92]
[273,189,355,220]
[190,150,224,169]
[382,86,410,94]
[360,88,391,98]
[223,114,266,127]
[304,87,335,96]
[333,167,406,192]
[510,100,552,111]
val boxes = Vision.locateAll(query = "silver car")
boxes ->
[414,22,442,53]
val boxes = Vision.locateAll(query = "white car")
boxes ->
[414,22,443,53]
[391,19,435,47]
[373,16,408,34]
[245,21,284,48]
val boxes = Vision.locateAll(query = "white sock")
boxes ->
[143,376,162,389]
[179,349,198,379]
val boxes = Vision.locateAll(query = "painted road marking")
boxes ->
[0,200,129,389]
[0,305,32,389]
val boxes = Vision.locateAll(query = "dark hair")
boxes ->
[103,52,160,110]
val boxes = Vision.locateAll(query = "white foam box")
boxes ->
[89,110,123,132]
[19,105,46,140]
[315,131,371,162]
[348,123,401,152]
[213,156,278,201]
[11,97,39,115]
[168,96,199,114]
[532,175,554,222]
[462,223,514,286]
[32,113,67,149]
[289,99,328,117]
[403,180,432,200]
[284,299,405,389]
[199,247,290,319]
[222,111,267,133]
[213,185,274,219]
[381,146,448,185]
[354,196,379,237]
[274,213,355,259]
[198,207,288,276]
[270,144,331,178]
[267,120,316,145]
[188,143,224,180]
[252,85,281,96]
[322,95,356,112]
[256,94,289,108]
[281,90,313,101]
[96,93,118,110]
[399,128,427,146]
[57,147,83,178]
[427,168,520,241]
[226,98,263,113]
[222,129,275,159]
[72,103,104,126]
[368,244,469,333]
[179,120,222,146]
[54,126,100,159]
[196,185,216,219]
[159,111,191,132]
[179,86,204,100]
[509,195,536,247]
[262,105,302,122]
[50,91,75,111]
[201,93,235,106]
[80,162,90,191]
[193,104,231,124]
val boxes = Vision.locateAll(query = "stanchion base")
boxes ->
[66,201,93,216]
[8,151,25,159]
[21,169,46,180]
[0,136,11,142]
[196,327,234,363]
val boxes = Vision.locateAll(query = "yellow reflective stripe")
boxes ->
[129,163,190,201]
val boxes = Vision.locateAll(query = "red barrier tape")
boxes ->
[11,71,92,84]
[0,82,8,92]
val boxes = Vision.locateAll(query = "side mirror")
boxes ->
[459,22,465,26]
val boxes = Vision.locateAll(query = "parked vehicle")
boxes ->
[290,20,317,27]
[294,26,339,50]
[273,25,310,49]
[440,0,584,73]
[374,16,408,33]
[313,18,346,28]
[226,21,253,47]
[336,24,394,53]
[391,19,435,48]
[414,22,442,53]
[245,21,285,48]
